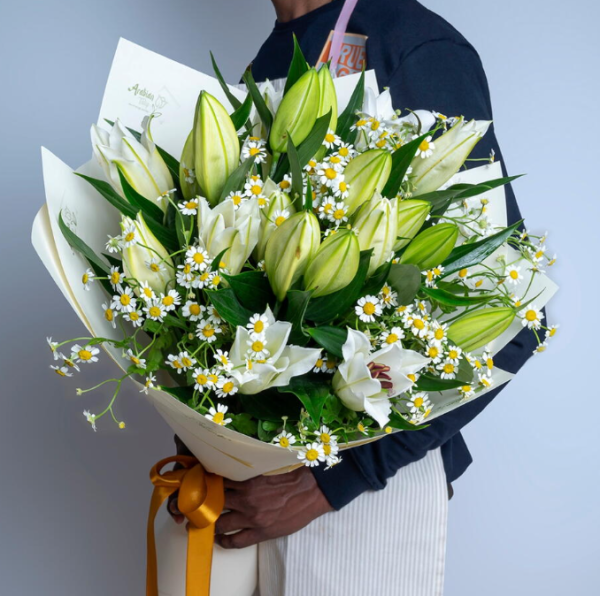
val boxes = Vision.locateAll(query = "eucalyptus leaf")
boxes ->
[386,263,421,305]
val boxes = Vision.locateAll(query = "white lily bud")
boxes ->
[91,116,174,212]
[254,190,296,262]
[121,213,174,294]
[352,193,399,276]
[411,118,491,196]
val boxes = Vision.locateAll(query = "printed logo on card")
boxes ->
[316,31,367,77]
[126,83,179,118]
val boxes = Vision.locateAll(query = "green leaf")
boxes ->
[278,290,312,345]
[415,374,465,392]
[422,286,493,306]
[164,314,189,332]
[210,52,242,110]
[156,145,181,189]
[58,212,110,274]
[284,34,310,93]
[362,259,392,296]
[102,252,122,268]
[336,69,365,143]
[382,132,430,198]
[273,111,332,182]
[388,411,429,431]
[242,68,273,136]
[441,220,522,276]
[287,133,304,204]
[231,413,258,437]
[237,389,302,422]
[306,327,348,359]
[304,175,313,211]
[159,385,195,406]
[305,249,372,324]
[75,173,138,219]
[230,93,253,131]
[279,374,330,425]
[219,156,255,202]
[116,167,165,223]
[387,263,421,305]
[205,288,253,328]
[223,270,275,313]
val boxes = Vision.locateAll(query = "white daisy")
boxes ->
[137,280,156,302]
[408,392,431,414]
[192,368,212,392]
[214,349,233,373]
[323,129,341,149]
[205,404,232,426]
[425,342,444,364]
[379,327,405,346]
[105,235,123,253]
[216,377,238,398]
[160,289,181,312]
[437,359,458,379]
[520,304,544,330]
[144,299,167,322]
[297,442,326,467]
[181,162,195,184]
[111,285,137,313]
[379,284,398,308]
[123,309,144,327]
[244,175,265,200]
[445,345,463,364]
[273,430,297,449]
[71,344,100,364]
[121,222,137,247]
[50,364,73,377]
[182,300,205,322]
[317,165,341,188]
[83,410,97,431]
[356,295,383,323]
[322,441,341,468]
[178,197,200,216]
[278,175,293,194]
[317,198,336,220]
[415,135,435,159]
[241,139,267,164]
[166,351,196,374]
[478,373,495,389]
[185,246,211,271]
[225,190,246,210]
[327,201,349,225]
[109,266,124,288]
[196,319,221,343]
[459,384,475,400]
[125,348,146,370]
[101,302,117,329]
[82,268,94,291]
[246,336,270,360]
[139,373,157,394]
[505,265,523,286]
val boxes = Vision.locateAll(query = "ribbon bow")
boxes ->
[147,455,224,596]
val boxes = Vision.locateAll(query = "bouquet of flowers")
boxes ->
[33,39,558,594]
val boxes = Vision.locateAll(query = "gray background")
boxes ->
[0,0,597,594]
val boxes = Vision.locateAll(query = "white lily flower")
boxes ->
[229,307,322,394]
[91,116,174,211]
[197,196,261,275]
[333,329,430,428]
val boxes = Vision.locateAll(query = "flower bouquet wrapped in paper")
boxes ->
[33,39,558,595]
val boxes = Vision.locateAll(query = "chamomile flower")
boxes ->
[216,377,238,398]
[196,319,221,343]
[244,176,266,200]
[505,265,523,286]
[459,384,475,400]
[247,313,270,336]
[178,197,199,216]
[304,158,318,173]
[379,284,398,308]
[71,344,100,364]
[545,324,559,340]
[105,235,123,253]
[328,202,349,225]
[191,368,212,392]
[437,359,458,379]
[415,135,435,159]
[205,404,232,426]
[520,304,544,330]
[51,364,73,377]
[403,312,429,338]
[331,178,350,199]
[123,309,144,327]
[445,345,463,364]
[264,174,285,195]
[81,268,94,291]
[139,373,157,394]
[335,142,356,161]
[533,341,549,355]
[160,290,181,312]
[478,373,494,389]
[428,321,449,345]
[121,222,137,247]
[380,327,405,346]
[167,351,196,374]
[225,190,246,210]
[317,165,342,188]
[111,285,136,313]
[156,188,177,203]
[423,265,445,288]
[46,337,61,357]
[317,198,336,220]
[146,258,166,274]
[181,161,196,184]
[323,441,341,468]
[125,349,146,370]
[206,305,222,325]
[425,342,444,364]
[191,269,212,289]
[246,336,270,360]
[356,295,383,323]
[323,129,341,149]
[313,356,326,373]
[182,300,205,321]
[272,209,290,227]
[408,392,431,414]
[101,302,117,328]
[317,425,337,445]
[138,280,156,302]
[206,272,223,289]
[109,266,124,288]
[241,139,267,164]
[323,356,338,374]
[186,246,210,271]
[83,410,97,431]
[144,299,167,322]
[273,431,296,449]
[298,442,326,467]
[214,349,233,373]
[481,347,494,374]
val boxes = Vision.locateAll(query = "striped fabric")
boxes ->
[256,448,448,596]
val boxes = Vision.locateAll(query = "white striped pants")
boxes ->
[256,448,448,596]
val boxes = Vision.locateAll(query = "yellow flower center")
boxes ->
[211,276,221,287]
[458,268,468,278]
[339,147,349,157]
[509,270,519,279]
[333,208,346,220]
[196,374,208,385]
[208,374,219,384]
[111,271,121,284]
[253,320,265,333]
[325,168,337,180]
[419,139,430,152]
[275,215,286,226]
[129,311,140,321]
[149,306,162,318]
[193,253,205,265]
[231,194,243,205]
[249,147,261,156]
[104,308,114,322]
[414,397,424,408]
[407,373,416,383]
[330,155,342,164]
[434,328,445,340]
[325,133,335,143]
[124,232,135,242]
[413,319,425,330]
[325,360,336,370]
[386,333,399,344]
[370,119,381,130]
[185,201,198,210]
[202,326,215,338]
[120,294,131,306]
[78,349,92,361]
[448,349,459,359]
[323,444,332,455]
[320,433,331,444]
[213,412,225,425]
[189,304,201,316]
[363,302,376,315]
[279,437,290,448]
[251,184,262,196]
[82,272,89,284]
[181,357,193,368]
[462,385,472,393]
[222,381,235,393]
[525,310,538,321]
[54,368,67,376]
[486,357,494,368]
[428,346,439,358]
[279,180,291,190]
[305,449,319,462]
[549,327,557,337]
[162,295,174,306]
[252,340,265,352]
[443,363,455,374]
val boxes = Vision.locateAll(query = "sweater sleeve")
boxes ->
[312,39,538,510]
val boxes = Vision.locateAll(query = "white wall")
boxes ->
[0,1,596,594]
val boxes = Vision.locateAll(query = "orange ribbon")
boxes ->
[147,455,224,596]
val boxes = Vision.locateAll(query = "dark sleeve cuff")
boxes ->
[311,452,377,510]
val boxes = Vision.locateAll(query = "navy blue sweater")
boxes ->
[249,0,537,509]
